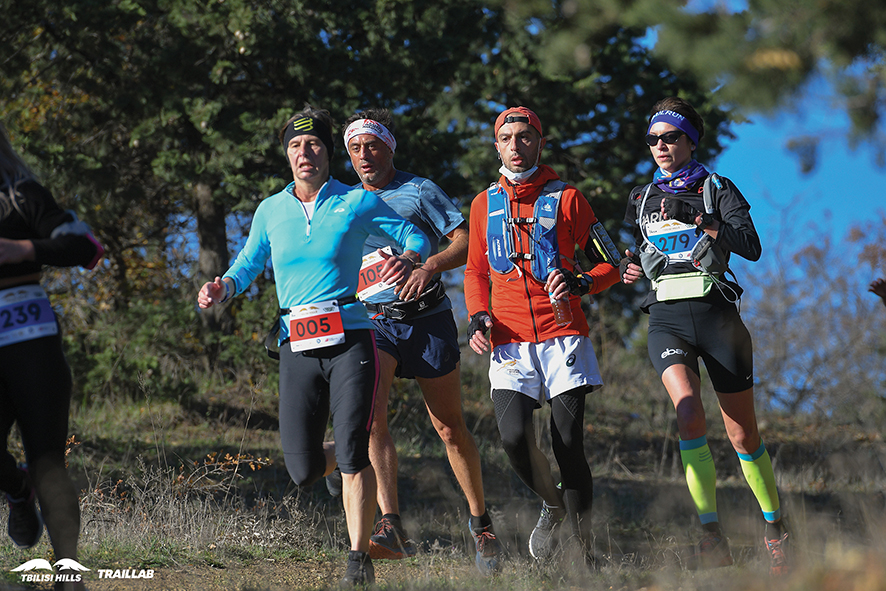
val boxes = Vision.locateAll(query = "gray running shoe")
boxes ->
[529,502,565,559]
[368,516,417,559]
[471,522,502,575]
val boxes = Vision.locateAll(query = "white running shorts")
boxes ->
[488,335,603,402]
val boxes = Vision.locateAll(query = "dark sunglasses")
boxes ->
[645,130,685,146]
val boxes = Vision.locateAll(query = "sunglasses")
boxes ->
[645,130,685,146]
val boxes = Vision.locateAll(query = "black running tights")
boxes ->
[492,388,593,530]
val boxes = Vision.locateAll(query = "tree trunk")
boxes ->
[195,182,233,335]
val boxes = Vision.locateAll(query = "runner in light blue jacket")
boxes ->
[197,106,428,587]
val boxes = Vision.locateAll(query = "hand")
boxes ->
[0,238,35,265]
[620,249,643,285]
[377,248,414,294]
[467,311,493,354]
[197,276,227,309]
[395,262,431,302]
[870,278,886,304]
[662,197,699,225]
[554,268,591,296]
[544,269,569,300]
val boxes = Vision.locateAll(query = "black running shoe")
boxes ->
[326,466,343,498]
[7,487,43,549]
[340,550,374,586]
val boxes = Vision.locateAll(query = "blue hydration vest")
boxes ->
[486,180,566,282]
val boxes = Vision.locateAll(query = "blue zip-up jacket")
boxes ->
[225,178,430,339]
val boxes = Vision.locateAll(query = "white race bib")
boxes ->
[288,299,346,352]
[0,285,58,348]
[357,246,395,300]
[645,220,703,263]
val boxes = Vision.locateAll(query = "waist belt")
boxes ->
[363,280,446,321]
[265,294,358,360]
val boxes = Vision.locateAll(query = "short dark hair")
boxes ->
[342,108,395,136]
[649,97,705,144]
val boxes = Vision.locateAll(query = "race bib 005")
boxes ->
[288,299,345,352]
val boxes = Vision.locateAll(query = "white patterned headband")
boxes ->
[343,119,397,153]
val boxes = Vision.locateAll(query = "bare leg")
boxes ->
[369,351,399,515]
[661,364,706,440]
[716,387,760,455]
[342,465,377,552]
[417,363,486,516]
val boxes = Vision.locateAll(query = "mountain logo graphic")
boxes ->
[10,558,90,573]
[55,559,90,572]
[11,559,53,572]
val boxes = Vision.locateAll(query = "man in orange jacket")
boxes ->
[465,106,619,563]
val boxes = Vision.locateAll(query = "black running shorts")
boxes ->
[646,299,754,393]
[278,329,377,483]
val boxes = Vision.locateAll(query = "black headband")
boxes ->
[282,116,334,161]
[503,115,530,125]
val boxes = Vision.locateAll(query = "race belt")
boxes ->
[363,280,446,321]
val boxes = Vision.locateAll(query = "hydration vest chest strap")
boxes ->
[486,180,566,282]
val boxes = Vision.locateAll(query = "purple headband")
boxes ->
[648,110,699,146]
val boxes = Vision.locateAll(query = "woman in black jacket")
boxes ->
[0,121,103,591]
[621,97,788,576]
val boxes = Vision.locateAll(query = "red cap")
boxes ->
[494,106,543,138]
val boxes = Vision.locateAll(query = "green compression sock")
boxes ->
[737,440,781,522]
[679,435,718,525]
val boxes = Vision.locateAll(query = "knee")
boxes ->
[674,402,706,438]
[727,425,760,454]
[497,423,529,458]
[434,419,469,449]
[285,456,324,488]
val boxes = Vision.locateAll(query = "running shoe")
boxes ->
[529,501,565,559]
[326,466,342,498]
[765,531,789,576]
[7,487,43,549]
[368,516,416,559]
[686,530,734,570]
[340,550,375,586]
[470,522,502,575]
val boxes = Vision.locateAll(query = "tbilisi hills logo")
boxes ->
[11,558,89,584]
[10,558,155,583]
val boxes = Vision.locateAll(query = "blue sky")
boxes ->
[710,92,886,258]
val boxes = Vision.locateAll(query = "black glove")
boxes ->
[468,311,492,338]
[558,268,591,296]
[663,197,700,225]
[619,253,641,280]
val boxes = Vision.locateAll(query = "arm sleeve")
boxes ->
[464,192,491,316]
[564,188,620,295]
[713,177,762,262]
[21,182,103,269]
[224,202,272,295]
